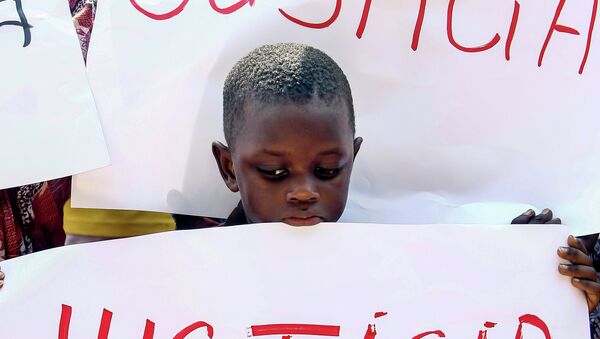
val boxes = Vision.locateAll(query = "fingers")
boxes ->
[568,234,590,255]
[558,244,592,265]
[571,278,600,312]
[511,209,535,224]
[559,263,597,280]
[558,235,600,312]
[511,208,557,224]
[529,208,553,224]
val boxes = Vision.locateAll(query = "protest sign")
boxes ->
[72,0,599,235]
[0,0,109,189]
[0,223,589,338]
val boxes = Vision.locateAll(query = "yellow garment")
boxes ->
[63,199,175,237]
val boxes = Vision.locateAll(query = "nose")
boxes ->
[286,181,320,205]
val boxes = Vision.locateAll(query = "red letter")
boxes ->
[58,304,72,339]
[505,1,520,60]
[364,324,377,339]
[279,0,342,29]
[173,321,214,339]
[412,330,446,339]
[477,321,497,339]
[143,320,155,339]
[447,0,501,52]
[250,324,340,337]
[412,0,428,51]
[363,311,389,339]
[98,309,113,339]
[209,0,255,15]
[581,0,598,74]
[538,0,597,74]
[514,314,551,339]
[129,0,189,20]
[356,0,373,38]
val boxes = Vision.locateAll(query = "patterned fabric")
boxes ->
[590,239,600,339]
[0,180,69,261]
[592,304,600,339]
[16,182,43,253]
[0,190,25,260]
[70,0,96,62]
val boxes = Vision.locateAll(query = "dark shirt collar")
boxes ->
[223,201,248,226]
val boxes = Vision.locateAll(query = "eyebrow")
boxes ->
[260,149,286,156]
[317,148,345,156]
[259,148,345,157]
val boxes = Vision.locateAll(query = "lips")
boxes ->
[282,216,324,227]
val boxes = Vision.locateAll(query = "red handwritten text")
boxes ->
[129,0,189,20]
[56,304,552,338]
[129,0,596,74]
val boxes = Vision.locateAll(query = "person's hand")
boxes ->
[558,235,600,312]
[511,209,600,311]
[0,266,4,289]
[511,208,562,224]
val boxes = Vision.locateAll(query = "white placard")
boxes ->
[0,223,589,338]
[0,0,109,189]
[73,0,599,235]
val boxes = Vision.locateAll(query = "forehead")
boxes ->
[234,98,354,154]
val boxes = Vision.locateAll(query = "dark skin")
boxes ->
[512,208,600,312]
[213,97,362,226]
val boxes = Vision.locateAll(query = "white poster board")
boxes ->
[0,224,590,338]
[0,0,109,189]
[73,0,599,235]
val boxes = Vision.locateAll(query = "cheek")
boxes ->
[237,172,288,222]
[320,175,352,215]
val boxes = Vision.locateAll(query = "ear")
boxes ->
[212,141,239,192]
[353,137,363,159]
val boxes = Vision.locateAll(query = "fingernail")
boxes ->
[559,247,569,254]
[573,278,581,283]
[559,264,569,269]
[541,208,550,215]
[524,209,535,216]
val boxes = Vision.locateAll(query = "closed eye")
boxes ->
[314,167,341,180]
[257,167,289,179]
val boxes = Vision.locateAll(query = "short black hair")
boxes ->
[223,43,355,148]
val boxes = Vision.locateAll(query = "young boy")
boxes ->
[212,43,360,227]
[211,42,600,332]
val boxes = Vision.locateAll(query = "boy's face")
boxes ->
[213,98,362,226]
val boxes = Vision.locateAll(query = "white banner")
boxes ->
[0,224,589,338]
[73,0,599,235]
[0,0,109,188]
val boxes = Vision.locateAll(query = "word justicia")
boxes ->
[57,304,552,338]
